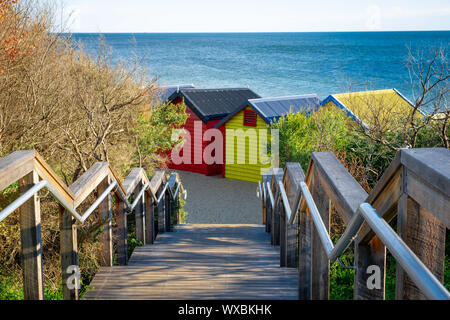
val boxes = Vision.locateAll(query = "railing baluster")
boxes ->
[298,203,313,299]
[311,169,331,299]
[18,171,44,300]
[157,180,166,233]
[133,181,145,244]
[59,205,78,300]
[271,169,283,246]
[98,177,113,267]
[396,193,446,300]
[145,189,154,245]
[165,185,171,232]
[354,236,386,300]
[116,199,128,265]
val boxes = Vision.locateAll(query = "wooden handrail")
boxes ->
[0,150,185,300]
[261,148,450,300]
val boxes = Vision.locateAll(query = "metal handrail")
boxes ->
[278,180,292,221]
[0,180,114,224]
[266,182,275,208]
[257,182,262,199]
[299,181,334,255]
[0,173,186,225]
[263,175,450,300]
[358,203,450,300]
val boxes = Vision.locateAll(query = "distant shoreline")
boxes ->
[59,30,450,35]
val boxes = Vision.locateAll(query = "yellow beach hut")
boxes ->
[215,94,320,182]
[321,88,422,129]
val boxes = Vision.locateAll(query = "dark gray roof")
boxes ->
[249,94,320,123]
[172,88,261,123]
[154,84,195,102]
[215,94,320,128]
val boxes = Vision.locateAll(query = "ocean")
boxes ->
[70,32,450,100]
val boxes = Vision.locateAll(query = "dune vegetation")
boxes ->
[0,0,187,299]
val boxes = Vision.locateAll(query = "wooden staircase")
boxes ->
[84,224,297,300]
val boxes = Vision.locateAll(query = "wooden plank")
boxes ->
[107,164,128,198]
[311,152,367,224]
[0,150,35,191]
[405,169,450,228]
[122,168,146,197]
[85,224,298,300]
[165,186,171,232]
[98,177,113,267]
[19,171,44,300]
[400,148,450,199]
[358,170,402,243]
[70,162,109,208]
[115,200,128,265]
[59,205,79,300]
[366,151,402,204]
[34,152,75,205]
[396,194,446,300]
[311,169,330,300]
[150,171,165,196]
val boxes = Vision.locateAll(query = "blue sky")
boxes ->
[61,0,450,33]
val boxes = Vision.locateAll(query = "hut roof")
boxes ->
[169,88,261,123]
[321,88,422,129]
[154,84,195,103]
[215,94,320,128]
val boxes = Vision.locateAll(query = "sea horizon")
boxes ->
[70,31,450,100]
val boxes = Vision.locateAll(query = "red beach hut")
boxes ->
[166,87,260,176]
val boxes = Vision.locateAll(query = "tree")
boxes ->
[350,46,449,150]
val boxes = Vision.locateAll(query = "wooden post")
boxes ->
[133,182,145,244]
[59,205,78,300]
[271,195,280,246]
[158,184,166,233]
[165,189,171,232]
[144,191,154,245]
[261,179,266,225]
[153,199,159,238]
[285,221,298,268]
[176,194,181,224]
[98,178,113,266]
[279,201,286,267]
[298,207,312,300]
[271,169,284,246]
[265,194,271,233]
[311,170,330,299]
[115,199,128,265]
[354,236,386,300]
[396,194,446,300]
[18,171,44,300]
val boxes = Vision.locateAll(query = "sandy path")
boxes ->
[175,171,261,224]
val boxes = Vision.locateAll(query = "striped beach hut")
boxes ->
[215,94,320,182]
[321,89,421,129]
[167,88,260,176]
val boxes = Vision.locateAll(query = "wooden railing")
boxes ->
[259,148,450,300]
[0,150,186,300]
